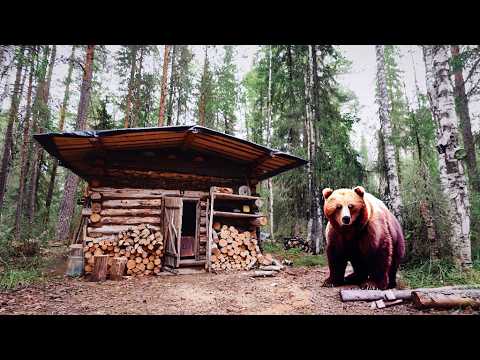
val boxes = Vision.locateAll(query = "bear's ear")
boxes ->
[322,188,333,200]
[353,186,365,197]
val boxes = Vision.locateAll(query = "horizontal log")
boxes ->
[213,193,260,201]
[84,235,117,243]
[88,224,161,235]
[91,187,179,198]
[102,199,162,208]
[412,291,480,310]
[340,285,480,302]
[83,208,162,217]
[183,190,209,198]
[250,217,268,226]
[213,211,264,219]
[91,216,161,226]
[252,270,276,278]
[259,265,282,272]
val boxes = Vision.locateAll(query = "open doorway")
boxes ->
[180,200,198,259]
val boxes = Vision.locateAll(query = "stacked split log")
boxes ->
[210,224,274,271]
[83,224,164,277]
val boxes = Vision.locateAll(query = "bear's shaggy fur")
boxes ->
[321,186,405,290]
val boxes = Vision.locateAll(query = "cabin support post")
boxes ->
[206,190,214,272]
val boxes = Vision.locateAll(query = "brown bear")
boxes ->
[321,186,405,290]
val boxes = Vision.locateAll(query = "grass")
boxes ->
[0,255,44,291]
[401,258,480,288]
[262,242,327,267]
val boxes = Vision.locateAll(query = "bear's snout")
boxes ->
[342,216,351,224]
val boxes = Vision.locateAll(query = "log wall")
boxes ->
[84,187,210,261]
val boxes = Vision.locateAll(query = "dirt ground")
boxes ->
[2,261,477,315]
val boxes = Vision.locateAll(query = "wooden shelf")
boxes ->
[213,211,264,219]
[213,193,260,201]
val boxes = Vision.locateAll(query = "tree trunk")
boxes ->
[198,46,208,127]
[375,45,403,223]
[0,46,25,213]
[27,45,56,225]
[309,45,325,253]
[14,47,36,240]
[166,45,177,126]
[44,45,76,225]
[304,45,323,254]
[266,45,275,242]
[451,45,480,193]
[56,45,95,243]
[132,46,144,128]
[158,45,170,127]
[424,45,472,268]
[124,46,137,128]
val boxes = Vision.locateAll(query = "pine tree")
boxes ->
[216,46,238,134]
[56,45,95,243]
[158,45,170,127]
[44,45,77,225]
[0,46,25,213]
[14,46,37,240]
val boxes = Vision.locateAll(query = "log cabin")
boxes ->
[34,125,307,274]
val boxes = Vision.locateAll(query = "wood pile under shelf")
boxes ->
[210,223,274,271]
[84,224,164,277]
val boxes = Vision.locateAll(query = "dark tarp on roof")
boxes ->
[33,125,307,186]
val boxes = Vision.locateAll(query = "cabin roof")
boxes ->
[33,125,307,183]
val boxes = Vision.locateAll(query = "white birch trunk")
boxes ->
[375,45,403,222]
[423,45,471,268]
[266,45,274,242]
[304,45,322,254]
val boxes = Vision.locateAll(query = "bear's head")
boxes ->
[322,186,368,229]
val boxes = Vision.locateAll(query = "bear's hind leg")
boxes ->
[388,259,398,289]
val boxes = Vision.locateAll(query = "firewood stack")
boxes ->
[210,223,274,271]
[283,236,311,253]
[83,224,164,277]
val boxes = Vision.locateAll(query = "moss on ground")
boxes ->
[262,242,327,267]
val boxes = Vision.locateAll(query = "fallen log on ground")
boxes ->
[252,270,276,277]
[340,285,480,302]
[259,265,282,272]
[411,290,480,310]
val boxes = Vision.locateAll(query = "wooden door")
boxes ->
[163,196,183,268]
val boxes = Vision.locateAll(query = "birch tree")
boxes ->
[56,45,95,243]
[375,45,403,222]
[266,45,274,242]
[423,45,471,268]
[306,45,323,254]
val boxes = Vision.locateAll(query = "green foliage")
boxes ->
[0,256,43,291]
[215,46,239,134]
[90,96,115,130]
[402,258,480,288]
[261,242,327,267]
[243,45,365,239]
[0,267,41,291]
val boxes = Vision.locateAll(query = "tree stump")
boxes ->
[110,257,127,280]
[91,255,108,281]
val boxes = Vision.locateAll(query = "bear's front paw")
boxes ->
[322,277,343,288]
[322,277,336,288]
[360,280,379,290]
